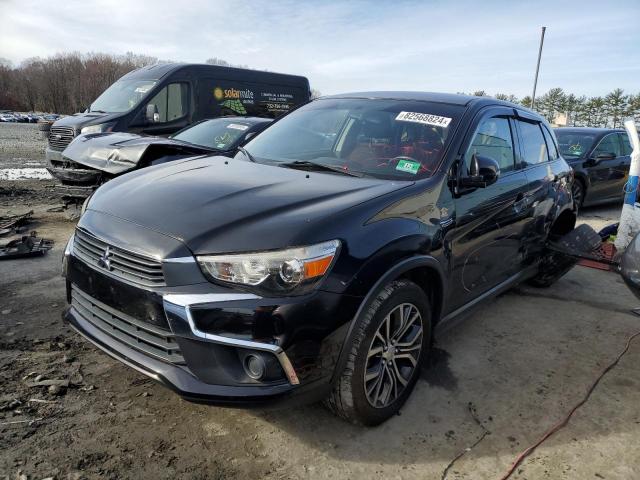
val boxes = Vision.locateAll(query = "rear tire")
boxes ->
[325,279,431,426]
[527,250,576,288]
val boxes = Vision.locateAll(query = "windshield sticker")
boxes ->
[396,159,421,175]
[226,123,249,131]
[134,84,153,93]
[569,144,583,154]
[395,111,452,128]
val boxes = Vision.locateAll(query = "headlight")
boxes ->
[197,240,340,296]
[81,122,115,135]
[62,233,75,278]
[80,194,93,215]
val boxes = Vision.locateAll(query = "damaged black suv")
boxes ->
[63,92,575,425]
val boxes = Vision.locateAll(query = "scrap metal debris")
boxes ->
[0,232,54,260]
[0,210,33,236]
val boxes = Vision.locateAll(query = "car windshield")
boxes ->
[241,98,462,180]
[172,119,254,150]
[90,79,157,113]
[555,131,597,159]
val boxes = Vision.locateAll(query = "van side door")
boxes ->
[448,107,530,310]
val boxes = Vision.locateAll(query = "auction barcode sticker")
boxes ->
[395,111,452,128]
[226,123,249,131]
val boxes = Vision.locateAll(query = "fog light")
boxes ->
[244,354,266,380]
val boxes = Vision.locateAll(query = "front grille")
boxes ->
[71,285,184,364]
[48,126,76,151]
[73,228,166,287]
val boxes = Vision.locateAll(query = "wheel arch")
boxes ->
[550,207,577,237]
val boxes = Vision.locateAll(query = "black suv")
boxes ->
[63,92,574,425]
[554,127,633,207]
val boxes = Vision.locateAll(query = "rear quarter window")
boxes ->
[542,126,560,160]
[517,120,548,166]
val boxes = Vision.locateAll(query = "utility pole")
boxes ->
[530,26,546,111]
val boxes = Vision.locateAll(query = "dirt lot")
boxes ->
[1,124,639,479]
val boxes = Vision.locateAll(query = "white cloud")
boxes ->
[0,0,638,97]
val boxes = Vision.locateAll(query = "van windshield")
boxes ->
[241,98,462,180]
[90,79,157,113]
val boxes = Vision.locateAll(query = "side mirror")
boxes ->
[594,152,616,162]
[146,104,159,123]
[460,154,500,188]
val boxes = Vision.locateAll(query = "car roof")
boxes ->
[554,127,624,134]
[322,91,521,109]
[123,63,185,80]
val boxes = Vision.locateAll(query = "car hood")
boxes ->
[87,157,413,254]
[52,111,122,129]
[62,132,214,174]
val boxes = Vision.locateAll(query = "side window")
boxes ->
[593,134,621,158]
[619,133,633,156]
[147,82,189,123]
[542,126,559,160]
[465,116,515,174]
[517,120,548,166]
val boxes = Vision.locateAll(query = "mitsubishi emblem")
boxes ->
[97,246,113,271]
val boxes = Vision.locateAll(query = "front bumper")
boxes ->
[63,249,361,405]
[46,146,102,193]
[65,304,299,405]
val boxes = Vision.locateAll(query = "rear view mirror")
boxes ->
[146,104,159,123]
[460,154,500,188]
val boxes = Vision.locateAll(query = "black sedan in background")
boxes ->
[554,127,633,207]
[48,116,272,198]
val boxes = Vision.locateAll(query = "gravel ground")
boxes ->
[1,122,639,479]
[0,123,47,169]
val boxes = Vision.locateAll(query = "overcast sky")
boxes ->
[1,0,639,98]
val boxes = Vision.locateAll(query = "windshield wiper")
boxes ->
[89,109,107,113]
[279,160,362,177]
[237,146,256,162]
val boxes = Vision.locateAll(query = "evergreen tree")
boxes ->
[604,88,628,128]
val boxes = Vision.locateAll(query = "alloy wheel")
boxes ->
[364,303,423,408]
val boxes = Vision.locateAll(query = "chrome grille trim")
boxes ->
[73,228,166,287]
[71,285,184,365]
[48,126,76,151]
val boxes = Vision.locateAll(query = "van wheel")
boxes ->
[325,279,431,426]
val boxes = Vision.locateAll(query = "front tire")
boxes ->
[572,178,585,210]
[325,279,431,426]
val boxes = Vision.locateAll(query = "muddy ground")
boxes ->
[1,124,639,479]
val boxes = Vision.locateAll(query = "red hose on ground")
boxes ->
[498,330,640,480]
